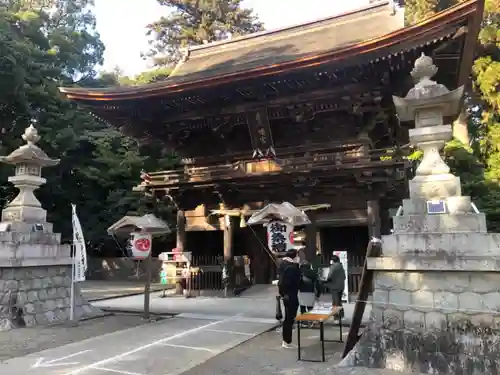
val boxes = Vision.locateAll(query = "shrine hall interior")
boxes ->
[60,0,484,295]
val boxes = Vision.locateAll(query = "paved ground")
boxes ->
[0,314,147,362]
[181,327,408,375]
[80,281,170,301]
[0,314,277,375]
[92,290,372,325]
[0,284,376,375]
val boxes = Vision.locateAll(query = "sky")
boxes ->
[93,0,368,77]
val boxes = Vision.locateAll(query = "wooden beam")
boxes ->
[179,139,370,166]
[94,83,382,124]
[457,0,485,88]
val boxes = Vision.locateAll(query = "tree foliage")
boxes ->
[144,0,264,66]
[0,0,177,255]
[99,66,174,87]
[405,0,500,230]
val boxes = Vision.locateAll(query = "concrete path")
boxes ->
[0,315,276,375]
[92,291,372,325]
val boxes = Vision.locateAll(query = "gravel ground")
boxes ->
[0,313,149,362]
[180,326,411,375]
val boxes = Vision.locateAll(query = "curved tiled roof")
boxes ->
[60,0,482,101]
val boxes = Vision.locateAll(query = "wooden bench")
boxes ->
[295,306,343,362]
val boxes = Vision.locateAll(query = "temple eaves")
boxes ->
[58,0,483,102]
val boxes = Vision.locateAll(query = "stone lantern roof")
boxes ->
[0,125,60,167]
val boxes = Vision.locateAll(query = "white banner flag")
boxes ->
[71,204,87,282]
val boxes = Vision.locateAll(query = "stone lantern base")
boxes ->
[0,264,102,330]
[0,231,102,330]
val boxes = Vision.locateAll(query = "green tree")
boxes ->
[0,1,178,255]
[97,66,174,87]
[404,0,500,230]
[144,0,264,66]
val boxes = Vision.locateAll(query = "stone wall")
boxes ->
[348,320,500,373]
[0,265,100,329]
[343,272,500,374]
[372,271,500,328]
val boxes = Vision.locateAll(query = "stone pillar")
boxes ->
[367,200,381,239]
[342,54,500,374]
[223,215,235,296]
[0,124,100,329]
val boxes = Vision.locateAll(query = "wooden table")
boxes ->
[295,306,343,362]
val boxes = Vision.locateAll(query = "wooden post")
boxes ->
[367,200,381,239]
[176,210,186,252]
[223,215,235,297]
[143,251,152,320]
[176,210,186,294]
[315,230,322,256]
[304,211,317,261]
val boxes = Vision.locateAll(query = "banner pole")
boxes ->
[70,242,75,322]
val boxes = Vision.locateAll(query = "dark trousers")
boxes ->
[282,294,299,344]
[331,290,344,318]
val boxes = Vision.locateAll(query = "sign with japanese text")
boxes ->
[246,109,275,158]
[266,220,294,253]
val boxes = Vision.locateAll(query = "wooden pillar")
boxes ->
[316,230,323,256]
[175,210,186,295]
[223,215,236,296]
[304,211,317,262]
[176,210,186,252]
[367,200,381,239]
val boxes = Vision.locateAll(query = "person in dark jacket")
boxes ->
[326,254,346,318]
[278,249,301,348]
[299,261,321,314]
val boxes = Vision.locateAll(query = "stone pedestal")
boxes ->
[341,55,500,374]
[0,124,101,330]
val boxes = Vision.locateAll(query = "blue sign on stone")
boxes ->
[427,200,446,214]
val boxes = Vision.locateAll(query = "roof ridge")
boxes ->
[188,1,391,53]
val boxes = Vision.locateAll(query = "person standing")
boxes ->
[298,260,321,314]
[326,254,346,318]
[278,249,301,349]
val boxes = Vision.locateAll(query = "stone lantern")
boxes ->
[341,54,500,373]
[392,53,472,213]
[0,123,99,329]
[0,124,60,228]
